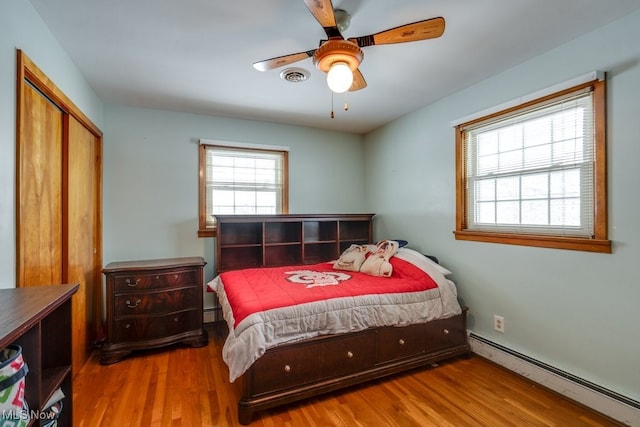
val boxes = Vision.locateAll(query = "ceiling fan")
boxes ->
[252,0,445,94]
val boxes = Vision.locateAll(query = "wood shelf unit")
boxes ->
[0,284,78,427]
[215,214,374,273]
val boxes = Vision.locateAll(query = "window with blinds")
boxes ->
[465,89,594,236]
[198,143,288,236]
[454,78,611,253]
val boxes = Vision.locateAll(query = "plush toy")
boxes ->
[359,240,398,277]
[333,244,369,272]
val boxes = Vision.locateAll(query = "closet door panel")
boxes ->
[17,83,64,287]
[67,115,101,375]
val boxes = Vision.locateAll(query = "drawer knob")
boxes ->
[124,323,131,329]
[398,339,405,346]
[125,298,142,309]
[125,278,140,287]
[173,316,180,322]
[443,329,450,335]
[346,351,354,358]
[283,365,291,373]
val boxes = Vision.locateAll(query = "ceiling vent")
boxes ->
[280,68,309,83]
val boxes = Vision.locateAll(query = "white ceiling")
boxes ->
[29,0,640,134]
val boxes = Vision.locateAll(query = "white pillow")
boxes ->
[395,247,453,276]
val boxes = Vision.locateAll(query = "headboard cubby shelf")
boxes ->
[214,214,374,273]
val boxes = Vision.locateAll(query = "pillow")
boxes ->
[333,244,369,272]
[360,240,399,277]
[377,239,408,248]
[395,247,453,276]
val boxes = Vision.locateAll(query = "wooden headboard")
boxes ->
[214,214,374,273]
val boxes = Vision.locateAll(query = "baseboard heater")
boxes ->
[469,333,640,426]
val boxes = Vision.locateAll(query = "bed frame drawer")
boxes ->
[250,344,319,395]
[376,324,426,363]
[425,315,466,352]
[319,331,376,378]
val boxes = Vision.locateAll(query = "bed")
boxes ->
[208,236,470,425]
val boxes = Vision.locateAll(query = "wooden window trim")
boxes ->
[197,143,289,237]
[454,79,611,253]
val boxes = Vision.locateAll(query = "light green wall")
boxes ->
[364,10,640,401]
[102,104,365,307]
[0,1,104,289]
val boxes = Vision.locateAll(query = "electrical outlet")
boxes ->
[494,315,505,333]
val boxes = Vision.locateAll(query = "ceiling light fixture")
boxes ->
[326,62,353,93]
[312,39,363,94]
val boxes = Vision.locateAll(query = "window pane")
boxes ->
[523,117,551,147]
[476,201,495,223]
[203,145,287,227]
[476,179,495,201]
[521,200,548,225]
[521,173,548,199]
[496,176,519,201]
[496,201,519,224]
[550,169,580,198]
[477,153,498,176]
[550,198,580,226]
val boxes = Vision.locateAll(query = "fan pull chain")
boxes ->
[330,91,335,119]
[344,92,349,111]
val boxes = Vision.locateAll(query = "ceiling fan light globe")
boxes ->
[327,62,353,93]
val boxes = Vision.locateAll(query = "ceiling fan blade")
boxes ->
[349,69,367,91]
[303,0,343,39]
[252,50,316,72]
[349,17,445,48]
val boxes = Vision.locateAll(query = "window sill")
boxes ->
[198,228,215,238]
[453,230,611,253]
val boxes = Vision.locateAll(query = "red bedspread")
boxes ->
[220,256,438,328]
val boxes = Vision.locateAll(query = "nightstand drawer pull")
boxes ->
[283,364,291,373]
[443,329,450,335]
[398,339,405,346]
[125,278,140,287]
[125,298,142,309]
[347,351,354,358]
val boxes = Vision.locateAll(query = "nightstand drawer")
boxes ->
[113,269,197,292]
[113,287,197,317]
[114,309,199,342]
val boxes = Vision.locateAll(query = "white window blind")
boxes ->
[204,145,285,228]
[462,88,595,237]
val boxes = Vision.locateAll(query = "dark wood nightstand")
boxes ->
[101,257,208,364]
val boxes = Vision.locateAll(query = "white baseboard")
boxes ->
[469,333,640,427]
[203,308,217,324]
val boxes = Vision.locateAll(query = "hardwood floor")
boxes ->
[73,324,622,426]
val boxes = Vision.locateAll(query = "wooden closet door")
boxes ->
[17,82,64,286]
[17,50,103,377]
[67,115,102,376]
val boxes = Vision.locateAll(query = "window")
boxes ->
[198,142,289,237]
[454,78,611,253]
